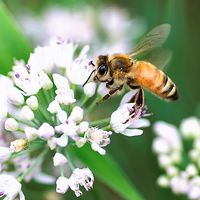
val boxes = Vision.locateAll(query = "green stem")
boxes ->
[85,96,99,114]
[102,125,112,131]
[89,118,110,126]
[65,149,75,171]
[79,95,89,107]
[17,148,48,182]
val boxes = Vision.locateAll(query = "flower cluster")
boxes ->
[153,117,200,199]
[0,38,149,199]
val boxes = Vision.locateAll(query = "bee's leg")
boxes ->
[96,85,123,104]
[106,79,114,89]
[123,88,145,124]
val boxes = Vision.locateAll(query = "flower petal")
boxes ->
[121,128,143,137]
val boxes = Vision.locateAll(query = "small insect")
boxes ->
[83,24,178,106]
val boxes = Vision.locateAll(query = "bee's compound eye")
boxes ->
[98,64,107,75]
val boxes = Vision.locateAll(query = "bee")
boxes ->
[83,24,178,105]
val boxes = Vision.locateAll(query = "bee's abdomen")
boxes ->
[133,61,178,101]
[157,73,178,100]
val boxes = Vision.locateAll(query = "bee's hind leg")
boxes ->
[96,85,123,104]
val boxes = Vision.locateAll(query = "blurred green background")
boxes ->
[1,0,200,199]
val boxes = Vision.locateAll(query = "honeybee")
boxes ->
[83,24,178,105]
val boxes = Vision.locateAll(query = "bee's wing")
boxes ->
[129,24,171,57]
[139,48,172,70]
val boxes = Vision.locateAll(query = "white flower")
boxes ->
[8,86,24,105]
[38,123,55,139]
[69,168,94,197]
[39,71,53,90]
[28,46,55,72]
[53,74,76,105]
[56,176,69,194]
[5,118,19,132]
[170,176,189,194]
[166,166,179,177]
[180,117,200,139]
[0,147,11,162]
[158,154,172,168]
[10,138,28,153]
[12,62,41,95]
[47,100,61,114]
[152,138,170,154]
[154,121,182,151]
[53,153,67,167]
[110,103,149,136]
[55,135,68,147]
[0,174,25,200]
[24,127,38,141]
[57,110,68,124]
[26,96,38,110]
[85,128,112,155]
[20,105,34,121]
[83,82,96,97]
[67,46,94,85]
[0,75,13,120]
[69,106,83,122]
[78,121,89,133]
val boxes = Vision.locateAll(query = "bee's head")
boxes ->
[94,55,111,82]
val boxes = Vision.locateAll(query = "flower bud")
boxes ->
[76,138,87,148]
[53,153,67,167]
[10,138,28,152]
[186,164,198,177]
[5,118,19,132]
[38,123,55,139]
[166,166,178,177]
[20,106,34,121]
[57,110,67,123]
[40,71,53,90]
[26,96,38,110]
[0,147,11,162]
[69,106,83,122]
[8,87,24,105]
[157,175,169,188]
[47,100,61,114]
[78,121,89,133]
[24,127,38,141]
[83,82,96,97]
[56,176,69,194]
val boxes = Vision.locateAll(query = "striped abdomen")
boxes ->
[132,61,178,100]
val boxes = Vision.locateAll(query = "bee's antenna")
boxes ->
[82,69,96,87]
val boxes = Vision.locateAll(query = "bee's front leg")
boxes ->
[106,79,114,89]
[96,85,123,104]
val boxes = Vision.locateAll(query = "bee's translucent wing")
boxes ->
[139,48,172,70]
[129,24,171,57]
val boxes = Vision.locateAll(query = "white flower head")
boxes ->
[24,127,38,141]
[69,168,94,197]
[83,82,96,97]
[0,174,25,200]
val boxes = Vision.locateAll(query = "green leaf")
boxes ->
[69,145,144,200]
[0,2,31,74]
